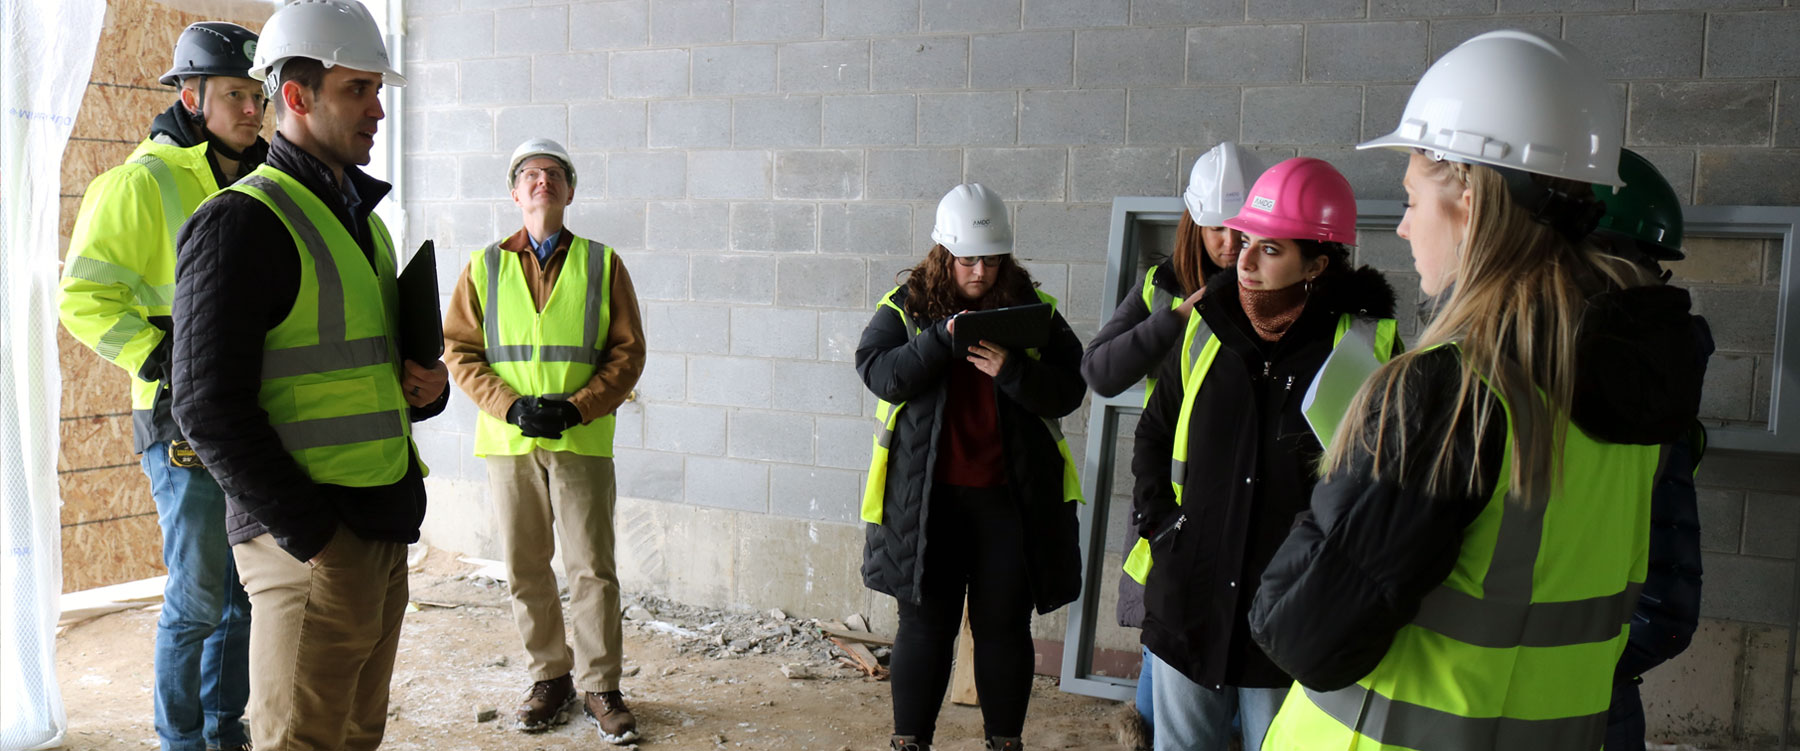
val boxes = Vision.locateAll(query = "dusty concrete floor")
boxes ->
[54,550,1129,750]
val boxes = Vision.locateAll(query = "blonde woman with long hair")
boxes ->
[1248,31,1707,751]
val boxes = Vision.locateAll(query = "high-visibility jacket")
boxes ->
[1122,310,1398,584]
[1135,265,1184,404]
[222,165,418,486]
[1263,351,1654,751]
[58,138,219,452]
[469,236,617,457]
[860,287,1084,525]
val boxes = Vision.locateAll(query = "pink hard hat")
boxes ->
[1221,157,1359,245]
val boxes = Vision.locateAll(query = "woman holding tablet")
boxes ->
[1132,157,1400,751]
[855,183,1086,751]
[1249,31,1708,751]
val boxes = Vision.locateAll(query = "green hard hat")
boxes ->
[1593,149,1685,261]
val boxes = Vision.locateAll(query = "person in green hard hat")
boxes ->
[1591,149,1713,751]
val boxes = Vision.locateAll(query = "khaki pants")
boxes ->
[232,529,408,751]
[487,450,623,692]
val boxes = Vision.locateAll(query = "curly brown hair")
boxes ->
[898,245,1040,322]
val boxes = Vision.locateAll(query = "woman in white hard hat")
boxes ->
[1078,141,1259,748]
[856,184,1086,751]
[1132,157,1400,751]
[1249,30,1707,751]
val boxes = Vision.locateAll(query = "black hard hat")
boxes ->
[160,22,259,87]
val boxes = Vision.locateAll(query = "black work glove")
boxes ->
[507,397,552,438]
[518,398,582,440]
[535,398,584,433]
[136,315,175,384]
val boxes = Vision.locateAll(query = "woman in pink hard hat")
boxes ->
[1130,157,1400,751]
[1248,30,1707,751]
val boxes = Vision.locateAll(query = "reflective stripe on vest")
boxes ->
[1136,265,1183,406]
[1264,348,1655,751]
[859,287,1083,525]
[1122,312,1398,585]
[229,169,414,487]
[471,236,617,457]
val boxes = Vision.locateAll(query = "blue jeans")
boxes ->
[1148,650,1287,751]
[1136,644,1156,728]
[143,443,251,751]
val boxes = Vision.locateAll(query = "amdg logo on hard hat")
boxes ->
[972,219,992,227]
[1251,196,1277,212]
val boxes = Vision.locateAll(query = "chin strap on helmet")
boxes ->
[1495,165,1606,243]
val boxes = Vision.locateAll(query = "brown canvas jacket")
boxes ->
[443,227,646,424]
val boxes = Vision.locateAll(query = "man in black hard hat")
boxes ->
[56,21,267,751]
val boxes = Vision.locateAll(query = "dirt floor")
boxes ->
[54,549,1130,751]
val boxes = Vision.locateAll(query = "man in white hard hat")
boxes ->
[443,138,646,744]
[169,1,448,748]
[57,21,266,751]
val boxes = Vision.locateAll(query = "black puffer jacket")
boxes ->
[854,285,1087,614]
[1134,265,1399,689]
[1249,281,1708,691]
[1081,261,1191,399]
[172,133,447,563]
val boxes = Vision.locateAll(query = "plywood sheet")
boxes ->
[59,326,133,420]
[60,414,136,473]
[60,196,85,245]
[61,137,139,201]
[60,465,151,527]
[92,0,206,89]
[62,513,164,593]
[71,84,167,143]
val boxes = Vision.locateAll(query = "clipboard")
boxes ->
[1301,324,1382,448]
[397,240,443,364]
[951,302,1053,354]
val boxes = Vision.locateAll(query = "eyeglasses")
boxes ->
[516,167,569,185]
[953,255,1004,267]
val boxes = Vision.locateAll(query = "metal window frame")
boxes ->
[1059,197,1800,700]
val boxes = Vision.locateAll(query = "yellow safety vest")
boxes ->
[1263,348,1654,751]
[469,236,617,457]
[860,287,1084,525]
[225,165,419,486]
[1122,311,1399,584]
[1136,265,1183,405]
[59,140,218,450]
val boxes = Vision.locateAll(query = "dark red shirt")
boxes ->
[935,358,1007,487]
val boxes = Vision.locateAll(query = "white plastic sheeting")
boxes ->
[1,1,104,749]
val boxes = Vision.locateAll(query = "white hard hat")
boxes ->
[1183,142,1262,226]
[250,0,406,87]
[930,183,1012,257]
[508,138,577,190]
[1358,29,1621,186]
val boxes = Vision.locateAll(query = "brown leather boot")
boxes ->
[584,690,640,744]
[514,673,577,732]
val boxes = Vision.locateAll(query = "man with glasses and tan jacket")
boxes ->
[443,137,647,744]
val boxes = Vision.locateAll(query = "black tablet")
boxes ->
[952,302,1053,354]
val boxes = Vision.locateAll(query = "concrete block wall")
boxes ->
[401,2,1800,745]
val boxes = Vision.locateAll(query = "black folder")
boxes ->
[397,240,443,364]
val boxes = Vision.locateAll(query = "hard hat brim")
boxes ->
[1222,212,1358,246]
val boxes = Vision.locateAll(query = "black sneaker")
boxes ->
[891,735,929,751]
